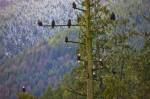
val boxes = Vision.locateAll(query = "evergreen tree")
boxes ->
[41,0,150,99]
[18,92,36,99]
[40,86,54,99]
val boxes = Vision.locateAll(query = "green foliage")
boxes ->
[40,81,85,99]
[67,0,150,99]
[40,86,54,99]
[18,92,36,99]
[41,0,150,99]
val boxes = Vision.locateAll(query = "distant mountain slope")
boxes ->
[0,0,76,57]
[0,0,77,98]
[0,36,77,99]
[0,0,16,8]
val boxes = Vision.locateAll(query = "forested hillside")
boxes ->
[37,0,150,99]
[0,34,78,99]
[0,0,78,99]
[0,0,150,99]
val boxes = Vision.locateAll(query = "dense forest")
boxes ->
[0,0,150,99]
[18,0,150,99]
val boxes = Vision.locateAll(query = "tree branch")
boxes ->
[64,86,86,96]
